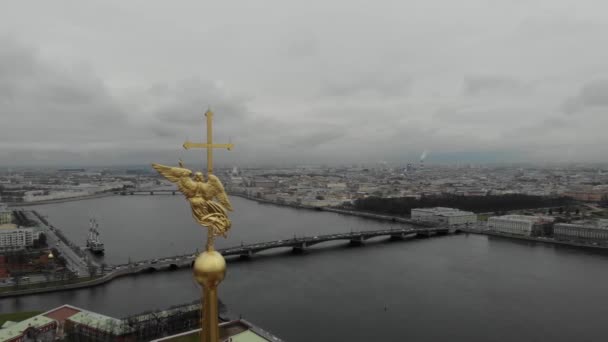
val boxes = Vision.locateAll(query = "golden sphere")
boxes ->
[193,250,226,287]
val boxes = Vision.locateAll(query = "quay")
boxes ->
[0,226,451,298]
[230,193,436,227]
[461,227,608,251]
[115,189,179,196]
[120,190,436,227]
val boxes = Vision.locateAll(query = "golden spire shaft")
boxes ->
[206,110,213,174]
[194,249,226,342]
[156,108,233,342]
[201,286,221,342]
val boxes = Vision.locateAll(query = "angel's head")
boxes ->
[194,172,204,181]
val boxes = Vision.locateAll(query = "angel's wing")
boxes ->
[151,163,198,197]
[151,163,192,183]
[207,174,233,211]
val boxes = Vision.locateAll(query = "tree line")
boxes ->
[351,194,575,216]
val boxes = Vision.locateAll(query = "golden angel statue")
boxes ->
[152,162,233,250]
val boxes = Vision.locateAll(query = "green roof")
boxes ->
[68,311,127,334]
[230,329,271,342]
[0,315,55,341]
[152,324,275,342]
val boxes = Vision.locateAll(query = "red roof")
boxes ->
[44,306,82,322]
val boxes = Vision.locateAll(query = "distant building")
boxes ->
[152,319,283,342]
[411,207,477,226]
[488,215,554,236]
[554,223,608,242]
[0,304,131,342]
[0,304,283,342]
[0,205,12,224]
[327,182,347,190]
[0,255,9,279]
[0,227,34,251]
[563,190,606,202]
[252,179,276,189]
[0,316,57,342]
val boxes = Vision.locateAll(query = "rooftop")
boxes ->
[0,315,55,341]
[152,320,283,342]
[67,310,127,334]
[490,215,554,223]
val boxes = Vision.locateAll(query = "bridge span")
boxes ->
[0,227,454,297]
[113,227,451,273]
[114,189,178,196]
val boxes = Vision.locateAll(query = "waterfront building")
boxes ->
[0,255,9,279]
[487,215,554,236]
[23,190,89,202]
[563,190,606,202]
[0,204,12,224]
[411,207,477,226]
[0,304,282,342]
[554,223,608,241]
[0,227,34,251]
[152,320,283,342]
[0,315,57,342]
[0,305,128,341]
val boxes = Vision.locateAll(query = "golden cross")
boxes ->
[183,109,234,174]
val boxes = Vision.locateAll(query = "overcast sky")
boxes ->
[1,0,607,167]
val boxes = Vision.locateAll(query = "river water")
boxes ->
[2,196,608,342]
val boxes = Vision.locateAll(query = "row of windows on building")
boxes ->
[554,224,608,241]
[0,228,35,251]
[487,215,542,236]
[488,215,608,242]
[411,207,478,226]
[0,208,12,225]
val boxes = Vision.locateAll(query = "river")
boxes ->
[2,195,608,342]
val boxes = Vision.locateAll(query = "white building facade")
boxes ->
[487,215,553,236]
[411,207,477,226]
[0,227,34,251]
[554,223,608,241]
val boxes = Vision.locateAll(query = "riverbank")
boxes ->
[7,192,115,207]
[230,193,433,227]
[461,227,608,251]
[229,193,317,210]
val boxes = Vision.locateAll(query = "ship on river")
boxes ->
[86,218,105,254]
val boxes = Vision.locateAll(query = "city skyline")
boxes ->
[2,1,608,166]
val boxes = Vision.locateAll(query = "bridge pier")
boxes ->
[240,249,253,258]
[349,235,365,246]
[292,242,307,253]
[416,230,432,238]
[390,232,409,240]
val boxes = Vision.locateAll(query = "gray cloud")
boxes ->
[464,76,529,96]
[0,38,128,144]
[1,1,608,166]
[322,72,411,98]
[563,80,608,114]
[150,79,249,126]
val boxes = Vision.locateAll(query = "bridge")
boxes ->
[0,226,453,297]
[114,189,178,196]
[112,227,451,273]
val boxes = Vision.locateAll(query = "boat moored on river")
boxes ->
[86,218,105,254]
